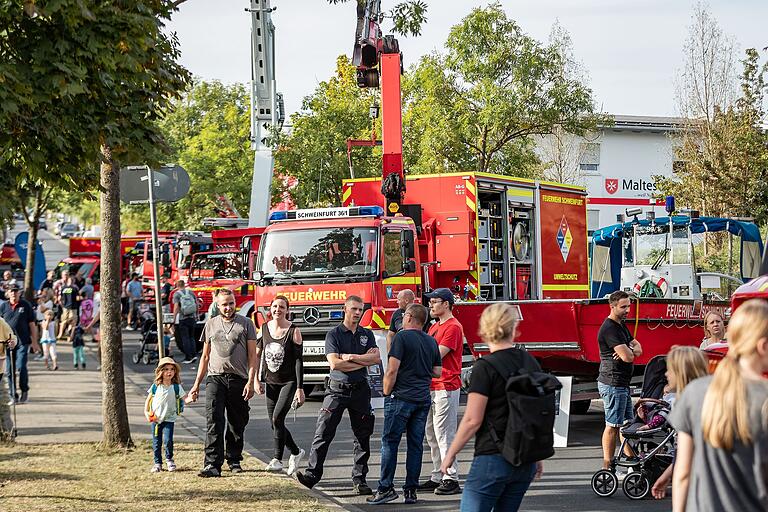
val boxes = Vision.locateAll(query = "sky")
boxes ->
[166,0,768,119]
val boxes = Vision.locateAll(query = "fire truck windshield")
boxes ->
[258,227,378,280]
[189,252,242,281]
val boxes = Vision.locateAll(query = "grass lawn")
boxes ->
[0,442,327,512]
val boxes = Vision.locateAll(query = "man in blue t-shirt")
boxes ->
[1,284,39,404]
[369,303,442,505]
[297,295,381,495]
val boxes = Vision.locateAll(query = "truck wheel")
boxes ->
[571,399,592,415]
[303,384,315,396]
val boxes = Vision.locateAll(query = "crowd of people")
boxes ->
[3,262,767,510]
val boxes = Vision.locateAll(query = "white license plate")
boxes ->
[304,346,325,356]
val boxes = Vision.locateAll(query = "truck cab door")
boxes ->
[381,228,419,309]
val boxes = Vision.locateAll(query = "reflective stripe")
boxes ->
[382,276,422,285]
[542,284,590,291]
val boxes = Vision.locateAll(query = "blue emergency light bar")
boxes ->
[269,205,384,222]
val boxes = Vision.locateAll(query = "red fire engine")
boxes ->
[55,236,144,290]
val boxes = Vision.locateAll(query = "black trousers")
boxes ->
[177,317,196,359]
[305,380,375,484]
[265,381,300,460]
[204,374,250,469]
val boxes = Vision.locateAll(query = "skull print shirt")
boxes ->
[257,322,299,385]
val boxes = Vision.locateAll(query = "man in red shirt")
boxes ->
[418,288,463,495]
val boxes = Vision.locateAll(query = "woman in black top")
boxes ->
[255,295,305,475]
[441,303,543,512]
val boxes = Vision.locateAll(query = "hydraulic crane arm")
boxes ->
[247,0,284,227]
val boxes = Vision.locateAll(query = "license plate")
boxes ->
[304,346,325,356]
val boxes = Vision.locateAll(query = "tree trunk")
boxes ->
[99,143,133,448]
[23,189,42,302]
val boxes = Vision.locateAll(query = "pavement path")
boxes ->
[5,331,672,511]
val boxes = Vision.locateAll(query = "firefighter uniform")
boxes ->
[302,323,377,487]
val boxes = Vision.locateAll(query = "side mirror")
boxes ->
[240,283,249,296]
[401,229,415,259]
[252,269,264,282]
[402,260,416,273]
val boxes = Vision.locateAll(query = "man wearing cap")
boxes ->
[419,288,464,495]
[1,284,39,404]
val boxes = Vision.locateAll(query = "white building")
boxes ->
[536,115,684,232]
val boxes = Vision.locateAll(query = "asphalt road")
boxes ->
[25,229,671,511]
[121,333,670,512]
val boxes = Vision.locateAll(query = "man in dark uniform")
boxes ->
[2,284,39,404]
[297,295,381,495]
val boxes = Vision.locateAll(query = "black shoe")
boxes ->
[418,479,440,491]
[434,479,462,495]
[229,463,243,473]
[197,465,221,478]
[354,481,373,495]
[19,391,28,404]
[366,488,398,505]
[296,471,316,489]
[404,489,418,504]
[81,363,86,369]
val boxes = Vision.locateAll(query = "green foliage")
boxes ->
[121,80,254,231]
[327,0,427,37]
[656,48,768,225]
[0,0,189,184]
[275,56,381,207]
[402,4,601,177]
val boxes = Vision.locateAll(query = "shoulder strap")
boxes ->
[173,383,180,398]
[150,383,157,395]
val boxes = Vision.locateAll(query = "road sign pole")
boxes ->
[146,166,166,359]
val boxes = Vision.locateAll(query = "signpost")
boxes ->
[121,165,190,359]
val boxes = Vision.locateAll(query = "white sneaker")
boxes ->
[265,458,283,472]
[167,460,177,472]
[150,464,162,473]
[287,448,305,476]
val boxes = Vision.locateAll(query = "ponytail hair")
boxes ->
[701,299,768,450]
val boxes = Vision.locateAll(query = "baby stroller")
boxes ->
[591,355,675,500]
[131,309,158,365]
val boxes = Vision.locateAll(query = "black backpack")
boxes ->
[482,351,562,466]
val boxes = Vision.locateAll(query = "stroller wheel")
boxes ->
[622,472,651,500]
[131,352,141,364]
[591,469,618,497]
[142,353,152,365]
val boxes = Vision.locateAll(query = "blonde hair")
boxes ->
[154,363,181,385]
[478,303,520,345]
[702,311,725,339]
[666,345,708,392]
[701,299,767,450]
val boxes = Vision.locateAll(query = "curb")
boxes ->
[121,350,362,512]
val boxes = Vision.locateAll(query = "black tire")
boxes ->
[622,472,651,500]
[571,399,592,415]
[132,352,140,364]
[591,469,618,497]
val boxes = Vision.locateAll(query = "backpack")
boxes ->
[79,299,94,327]
[178,289,197,316]
[481,351,562,466]
[150,383,184,415]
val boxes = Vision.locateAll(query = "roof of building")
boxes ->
[606,114,687,132]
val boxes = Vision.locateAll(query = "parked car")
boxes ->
[38,218,47,230]
[59,223,79,238]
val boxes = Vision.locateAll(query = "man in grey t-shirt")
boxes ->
[189,288,258,477]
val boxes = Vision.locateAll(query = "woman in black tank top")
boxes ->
[255,295,305,474]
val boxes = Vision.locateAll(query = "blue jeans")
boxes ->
[597,382,634,427]
[377,396,431,492]
[152,421,175,464]
[6,345,30,398]
[460,454,535,512]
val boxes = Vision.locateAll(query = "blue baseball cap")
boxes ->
[424,288,455,305]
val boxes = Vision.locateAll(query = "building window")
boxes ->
[587,210,600,232]
[579,143,601,175]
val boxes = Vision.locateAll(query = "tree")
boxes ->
[2,1,190,448]
[401,4,602,177]
[275,57,381,207]
[658,5,768,233]
[121,81,255,231]
[327,0,428,37]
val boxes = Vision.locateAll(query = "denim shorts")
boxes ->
[597,382,633,427]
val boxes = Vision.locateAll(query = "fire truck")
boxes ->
[55,236,144,290]
[139,231,214,290]
[187,227,263,320]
